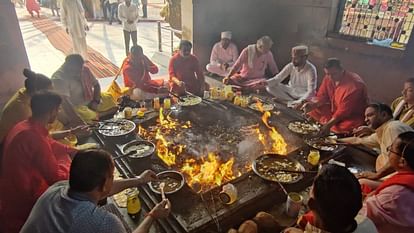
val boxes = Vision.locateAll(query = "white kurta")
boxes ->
[266,61,317,104]
[206,42,238,76]
[61,0,89,60]
[340,120,413,171]
[118,3,139,32]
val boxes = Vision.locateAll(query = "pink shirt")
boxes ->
[360,185,414,233]
[232,46,279,79]
[209,42,239,67]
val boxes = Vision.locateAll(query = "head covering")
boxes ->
[292,45,309,56]
[221,31,232,40]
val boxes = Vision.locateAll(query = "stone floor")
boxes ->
[15,0,179,89]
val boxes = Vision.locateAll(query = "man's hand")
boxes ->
[220,63,229,71]
[177,80,185,87]
[66,28,69,34]
[353,126,374,137]
[223,76,230,84]
[223,63,230,70]
[300,101,317,113]
[149,199,171,219]
[127,20,133,24]
[138,170,157,183]
[84,25,89,31]
[316,124,331,137]
[288,99,304,109]
[357,171,379,180]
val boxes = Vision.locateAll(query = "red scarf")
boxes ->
[375,171,414,194]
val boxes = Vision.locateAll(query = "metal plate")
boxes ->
[304,137,338,152]
[98,119,136,137]
[122,140,155,158]
[252,153,305,184]
[177,95,202,106]
[149,170,185,195]
[287,120,320,135]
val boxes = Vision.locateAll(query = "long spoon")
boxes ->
[159,182,166,200]
[267,167,318,175]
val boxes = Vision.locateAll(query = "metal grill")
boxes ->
[337,0,414,48]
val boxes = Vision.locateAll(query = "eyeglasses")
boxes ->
[386,145,401,156]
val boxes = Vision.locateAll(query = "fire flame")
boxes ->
[138,108,237,192]
[255,100,287,155]
[181,152,235,191]
[137,102,287,192]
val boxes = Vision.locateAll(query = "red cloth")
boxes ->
[26,0,40,14]
[81,66,97,102]
[375,171,414,195]
[298,211,316,229]
[0,119,75,233]
[361,183,374,195]
[309,71,368,134]
[168,53,205,96]
[123,56,162,93]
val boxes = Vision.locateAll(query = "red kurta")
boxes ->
[0,119,75,233]
[168,53,205,96]
[309,71,368,134]
[122,56,162,93]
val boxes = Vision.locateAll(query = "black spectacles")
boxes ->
[386,146,401,156]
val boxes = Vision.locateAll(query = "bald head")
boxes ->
[291,45,309,67]
[256,36,273,54]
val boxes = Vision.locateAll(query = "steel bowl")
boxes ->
[287,120,320,136]
[304,137,339,152]
[97,119,136,137]
[149,170,185,195]
[122,140,155,158]
[252,153,305,184]
[177,95,202,107]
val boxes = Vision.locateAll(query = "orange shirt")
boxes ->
[309,71,368,133]
[122,56,161,92]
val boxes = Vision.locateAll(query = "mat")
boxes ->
[29,16,119,79]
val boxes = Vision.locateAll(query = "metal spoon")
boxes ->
[159,182,166,200]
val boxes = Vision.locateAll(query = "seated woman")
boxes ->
[392,78,414,128]
[0,69,85,143]
[0,69,52,142]
[122,45,167,100]
[223,36,279,92]
[360,131,414,233]
[52,54,118,124]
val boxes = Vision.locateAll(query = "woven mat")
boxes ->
[29,16,119,79]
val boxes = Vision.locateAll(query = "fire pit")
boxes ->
[93,99,342,233]
[136,101,299,193]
